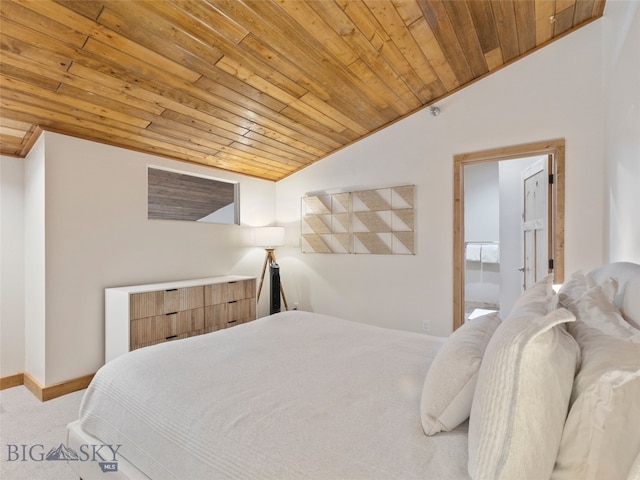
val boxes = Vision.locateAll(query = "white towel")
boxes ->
[468,308,498,321]
[466,244,482,261]
[481,244,500,263]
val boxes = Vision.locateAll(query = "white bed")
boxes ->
[67,262,640,480]
[69,313,469,480]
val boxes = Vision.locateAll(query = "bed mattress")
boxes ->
[77,311,470,479]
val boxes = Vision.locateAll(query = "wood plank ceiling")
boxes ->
[0,0,605,181]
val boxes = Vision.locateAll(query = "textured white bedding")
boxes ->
[78,311,470,480]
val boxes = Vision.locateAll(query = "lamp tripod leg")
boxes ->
[279,284,289,311]
[256,249,272,302]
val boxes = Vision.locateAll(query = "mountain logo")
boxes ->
[45,443,80,461]
[7,441,120,470]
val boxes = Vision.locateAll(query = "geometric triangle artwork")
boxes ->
[332,192,351,213]
[332,212,351,233]
[301,185,415,254]
[303,214,331,234]
[333,233,352,253]
[355,211,391,233]
[302,233,331,253]
[392,185,415,208]
[393,231,414,254]
[353,189,391,211]
[393,209,414,231]
[303,195,331,214]
[354,232,392,254]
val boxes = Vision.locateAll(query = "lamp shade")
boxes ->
[254,226,285,247]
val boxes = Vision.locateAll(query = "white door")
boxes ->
[521,157,551,290]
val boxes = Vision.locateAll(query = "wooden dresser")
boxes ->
[105,276,256,362]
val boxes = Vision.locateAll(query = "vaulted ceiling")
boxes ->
[0,0,605,181]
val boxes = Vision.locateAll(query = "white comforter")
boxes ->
[79,311,470,479]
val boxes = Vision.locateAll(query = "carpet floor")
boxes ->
[0,386,85,480]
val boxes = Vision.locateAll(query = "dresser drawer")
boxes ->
[134,328,205,350]
[205,279,255,305]
[175,307,204,333]
[205,298,256,329]
[130,286,204,319]
[130,307,204,349]
[167,286,204,312]
[129,291,164,320]
[130,314,171,348]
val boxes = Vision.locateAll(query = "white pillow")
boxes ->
[508,273,557,319]
[552,298,640,479]
[567,280,640,342]
[628,450,640,480]
[420,312,501,435]
[622,278,640,329]
[573,330,640,398]
[558,270,595,309]
[468,308,579,480]
[552,365,640,480]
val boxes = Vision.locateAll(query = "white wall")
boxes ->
[276,18,607,336]
[603,1,640,263]
[24,138,47,382]
[16,132,275,385]
[0,156,26,377]
[464,162,499,242]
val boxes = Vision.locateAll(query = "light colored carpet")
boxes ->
[0,386,85,480]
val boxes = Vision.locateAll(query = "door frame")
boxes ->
[453,139,565,330]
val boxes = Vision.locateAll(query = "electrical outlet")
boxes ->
[422,320,430,333]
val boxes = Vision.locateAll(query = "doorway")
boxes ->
[453,139,565,330]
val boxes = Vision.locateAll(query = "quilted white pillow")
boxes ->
[468,308,579,480]
[507,273,557,319]
[420,312,501,435]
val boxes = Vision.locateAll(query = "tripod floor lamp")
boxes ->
[254,227,288,313]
